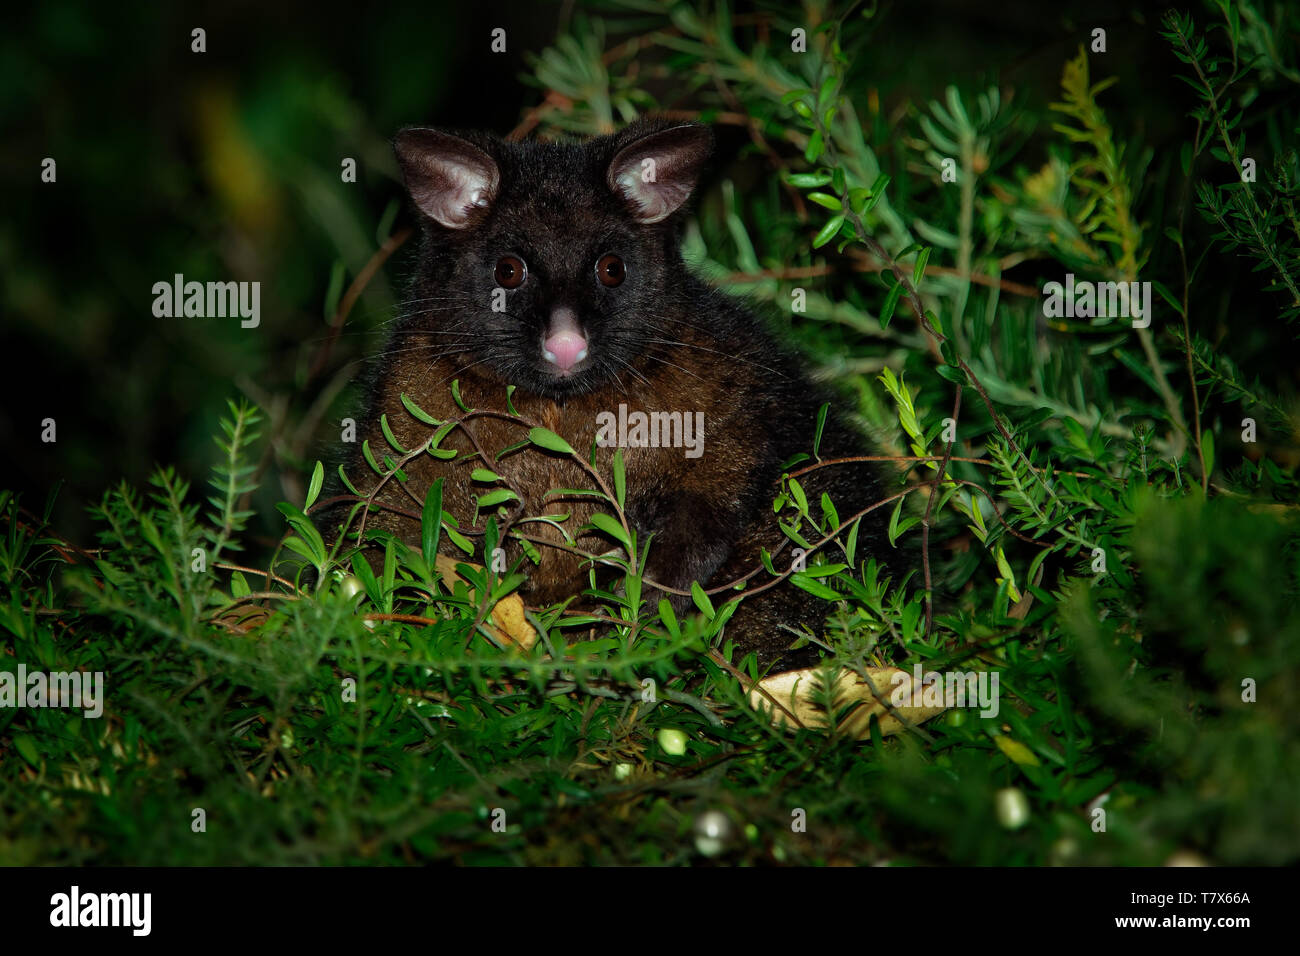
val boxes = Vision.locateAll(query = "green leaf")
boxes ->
[589,512,631,551]
[799,562,847,578]
[379,414,408,454]
[477,488,519,509]
[820,492,839,529]
[658,598,680,639]
[421,478,444,568]
[276,502,327,566]
[529,427,575,456]
[806,191,842,210]
[887,496,906,546]
[305,461,324,510]
[1061,417,1091,455]
[428,421,459,460]
[496,439,531,461]
[284,536,322,567]
[804,128,824,163]
[940,339,961,367]
[845,516,860,566]
[790,572,840,600]
[336,464,360,496]
[779,521,812,548]
[1151,280,1185,317]
[542,488,609,501]
[789,477,809,515]
[813,215,844,249]
[351,552,379,600]
[451,379,472,412]
[445,525,474,555]
[887,496,920,545]
[471,468,502,483]
[14,734,40,768]
[912,247,932,287]
[784,172,833,188]
[925,309,946,337]
[691,581,716,619]
[400,392,441,426]
[879,282,904,329]
[817,75,837,111]
[323,260,346,321]
[612,448,626,511]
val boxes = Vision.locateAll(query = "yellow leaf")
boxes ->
[993,735,1041,766]
[435,554,537,652]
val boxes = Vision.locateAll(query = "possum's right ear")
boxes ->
[393,129,499,229]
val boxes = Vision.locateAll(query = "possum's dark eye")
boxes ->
[596,253,625,288]
[494,255,527,289]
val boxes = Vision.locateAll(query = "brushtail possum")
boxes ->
[338,117,892,668]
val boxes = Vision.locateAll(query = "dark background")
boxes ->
[1,0,1282,546]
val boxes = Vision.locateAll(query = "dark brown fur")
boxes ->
[334,118,896,668]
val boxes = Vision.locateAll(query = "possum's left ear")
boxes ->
[606,124,712,223]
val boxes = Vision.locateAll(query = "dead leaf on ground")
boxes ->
[748,665,947,739]
[435,554,538,652]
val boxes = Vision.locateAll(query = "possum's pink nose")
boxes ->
[543,306,588,372]
[543,331,588,371]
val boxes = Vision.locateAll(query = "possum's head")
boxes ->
[392,118,712,398]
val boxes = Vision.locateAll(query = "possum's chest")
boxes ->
[365,381,693,601]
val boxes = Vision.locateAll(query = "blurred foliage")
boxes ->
[3,0,1300,865]
[0,0,552,544]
